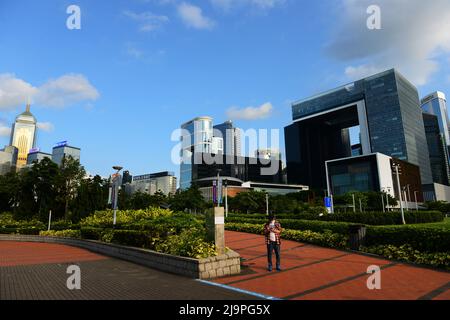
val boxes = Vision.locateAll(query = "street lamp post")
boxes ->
[112,166,123,227]
[224,179,228,218]
[393,163,406,225]
[414,191,419,212]
[352,194,356,213]
[385,187,391,212]
[216,169,222,208]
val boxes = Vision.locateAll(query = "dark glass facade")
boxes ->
[286,69,432,189]
[187,153,283,187]
[423,113,450,185]
[327,155,380,195]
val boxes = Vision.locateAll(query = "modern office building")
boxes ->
[180,117,214,190]
[422,113,450,186]
[10,103,37,170]
[0,146,18,175]
[421,92,450,157]
[213,120,242,156]
[199,181,308,203]
[26,148,52,165]
[183,153,283,189]
[326,153,423,205]
[131,171,177,196]
[52,142,81,166]
[285,69,433,191]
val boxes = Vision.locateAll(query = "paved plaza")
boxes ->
[0,233,449,300]
[215,231,450,300]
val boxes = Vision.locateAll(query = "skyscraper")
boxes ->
[421,92,450,152]
[180,117,214,190]
[0,145,18,175]
[52,141,81,166]
[423,113,450,185]
[285,69,433,189]
[10,103,37,170]
[214,120,242,157]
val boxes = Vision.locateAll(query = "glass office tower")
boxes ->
[10,103,37,170]
[180,117,214,190]
[423,113,450,185]
[285,69,433,189]
[214,120,242,157]
[421,91,450,161]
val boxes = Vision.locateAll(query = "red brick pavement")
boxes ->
[217,231,450,300]
[0,241,106,267]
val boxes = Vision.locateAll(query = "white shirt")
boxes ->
[269,221,276,242]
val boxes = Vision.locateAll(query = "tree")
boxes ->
[0,171,19,212]
[33,158,59,221]
[169,186,207,213]
[54,156,86,221]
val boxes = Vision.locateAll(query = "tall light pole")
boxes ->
[112,166,123,226]
[216,169,222,208]
[224,179,228,218]
[414,191,419,212]
[352,194,356,213]
[392,163,406,225]
[385,187,391,212]
[266,193,269,216]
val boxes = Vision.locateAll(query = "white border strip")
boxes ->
[196,279,282,300]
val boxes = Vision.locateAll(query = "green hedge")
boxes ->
[226,223,348,249]
[362,245,449,270]
[226,217,356,234]
[365,225,450,252]
[228,211,444,225]
[226,216,450,253]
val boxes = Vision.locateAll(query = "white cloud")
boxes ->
[0,73,99,110]
[177,2,215,30]
[123,10,169,32]
[226,102,273,120]
[211,0,285,11]
[0,74,38,110]
[37,122,54,132]
[327,0,450,86]
[34,74,100,108]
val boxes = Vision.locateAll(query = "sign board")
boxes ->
[215,217,225,225]
[324,197,332,214]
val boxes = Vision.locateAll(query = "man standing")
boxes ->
[264,215,282,272]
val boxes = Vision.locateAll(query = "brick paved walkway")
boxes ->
[214,231,450,300]
[0,241,255,300]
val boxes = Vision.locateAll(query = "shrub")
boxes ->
[155,229,217,259]
[225,223,348,249]
[365,225,450,252]
[362,245,450,270]
[228,211,444,226]
[40,229,81,238]
[80,207,174,228]
[226,217,355,234]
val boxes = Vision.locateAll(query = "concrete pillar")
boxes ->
[206,207,225,255]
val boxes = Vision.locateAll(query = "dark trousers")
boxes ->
[267,241,281,269]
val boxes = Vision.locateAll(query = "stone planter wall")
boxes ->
[0,234,241,280]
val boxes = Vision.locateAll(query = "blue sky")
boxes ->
[1,0,450,178]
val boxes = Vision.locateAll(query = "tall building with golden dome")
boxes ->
[10,103,37,170]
